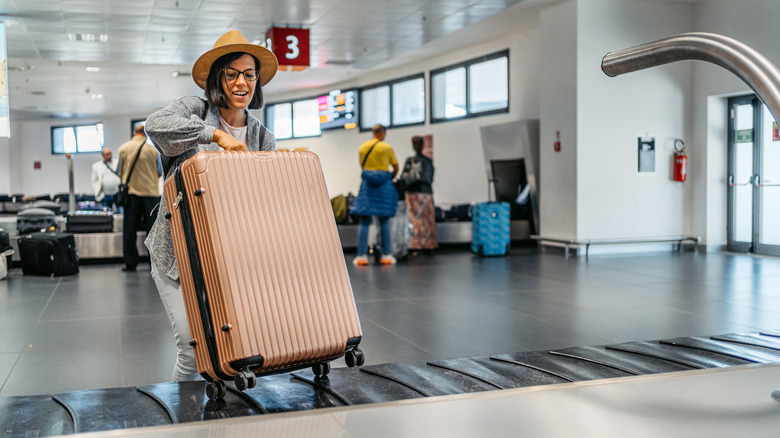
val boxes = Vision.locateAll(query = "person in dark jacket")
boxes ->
[401,135,437,254]
[350,124,399,266]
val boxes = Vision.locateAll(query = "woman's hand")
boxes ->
[212,129,247,152]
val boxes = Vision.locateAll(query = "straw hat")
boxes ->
[192,30,278,89]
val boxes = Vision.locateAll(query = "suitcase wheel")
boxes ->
[234,369,257,391]
[312,361,331,378]
[206,380,227,400]
[345,348,365,368]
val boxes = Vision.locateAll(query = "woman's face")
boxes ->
[221,54,257,111]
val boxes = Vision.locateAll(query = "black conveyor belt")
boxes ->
[3,331,780,437]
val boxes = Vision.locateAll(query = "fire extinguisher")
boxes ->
[673,138,687,182]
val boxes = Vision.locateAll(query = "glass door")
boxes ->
[727,95,780,256]
[758,104,780,256]
[727,96,757,252]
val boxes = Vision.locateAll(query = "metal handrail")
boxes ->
[531,235,700,258]
[531,235,700,245]
[602,32,780,124]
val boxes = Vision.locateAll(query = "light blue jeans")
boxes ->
[357,216,391,256]
[151,262,201,382]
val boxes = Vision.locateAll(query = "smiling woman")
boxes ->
[142,29,279,383]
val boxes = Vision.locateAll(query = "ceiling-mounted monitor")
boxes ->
[318,89,357,131]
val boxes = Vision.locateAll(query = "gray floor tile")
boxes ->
[25,318,121,352]
[1,347,122,396]
[0,322,36,354]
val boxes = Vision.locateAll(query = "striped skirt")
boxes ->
[405,192,438,250]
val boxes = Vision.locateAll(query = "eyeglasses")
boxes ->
[223,67,259,82]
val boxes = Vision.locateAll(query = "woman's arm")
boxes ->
[145,96,216,157]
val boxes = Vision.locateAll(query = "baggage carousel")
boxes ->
[2,330,780,436]
[1,214,532,261]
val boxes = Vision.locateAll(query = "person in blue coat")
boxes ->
[350,124,399,265]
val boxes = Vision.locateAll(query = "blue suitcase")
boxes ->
[471,202,510,256]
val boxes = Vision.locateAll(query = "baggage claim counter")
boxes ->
[1,214,148,263]
[2,214,531,263]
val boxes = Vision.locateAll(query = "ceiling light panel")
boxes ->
[12,0,61,13]
[21,19,67,32]
[150,1,197,12]
[467,4,512,17]
[190,16,234,28]
[107,16,151,30]
[199,0,247,13]
[61,0,106,13]
[107,0,155,13]
[316,8,369,26]
[475,0,525,7]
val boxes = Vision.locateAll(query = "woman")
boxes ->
[143,30,278,381]
[401,135,438,254]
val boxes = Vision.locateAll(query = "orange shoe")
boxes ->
[353,255,369,266]
[380,255,397,265]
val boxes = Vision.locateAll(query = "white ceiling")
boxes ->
[0,0,551,120]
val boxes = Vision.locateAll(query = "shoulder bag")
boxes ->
[115,140,145,207]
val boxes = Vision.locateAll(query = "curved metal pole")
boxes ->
[605,32,780,402]
[602,32,780,123]
[67,153,76,214]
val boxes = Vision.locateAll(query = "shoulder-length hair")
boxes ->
[205,52,264,110]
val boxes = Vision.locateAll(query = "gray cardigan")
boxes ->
[144,95,276,281]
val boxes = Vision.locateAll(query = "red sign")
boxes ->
[265,27,310,70]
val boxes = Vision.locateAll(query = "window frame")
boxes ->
[358,72,426,132]
[50,122,105,155]
[264,96,322,141]
[430,49,509,124]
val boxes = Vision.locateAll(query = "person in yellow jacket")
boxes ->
[349,124,399,266]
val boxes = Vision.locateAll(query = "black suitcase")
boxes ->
[0,228,11,267]
[445,204,472,222]
[18,232,79,276]
[65,210,113,233]
[17,207,58,234]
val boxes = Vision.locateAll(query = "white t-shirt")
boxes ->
[219,116,248,146]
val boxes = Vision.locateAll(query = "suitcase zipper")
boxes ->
[174,168,231,381]
[172,191,183,209]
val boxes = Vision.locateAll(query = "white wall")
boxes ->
[576,0,693,240]
[9,112,152,197]
[539,0,578,239]
[0,137,9,193]
[247,7,543,206]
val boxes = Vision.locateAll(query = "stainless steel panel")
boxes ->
[337,220,530,248]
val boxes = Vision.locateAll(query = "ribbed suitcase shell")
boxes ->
[471,202,510,256]
[164,151,362,382]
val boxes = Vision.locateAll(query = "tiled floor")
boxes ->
[1,246,780,397]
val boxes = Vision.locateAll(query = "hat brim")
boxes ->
[192,43,278,89]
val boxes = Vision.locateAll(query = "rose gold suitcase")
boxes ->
[164,151,364,399]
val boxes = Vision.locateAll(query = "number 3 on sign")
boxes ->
[285,35,299,59]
